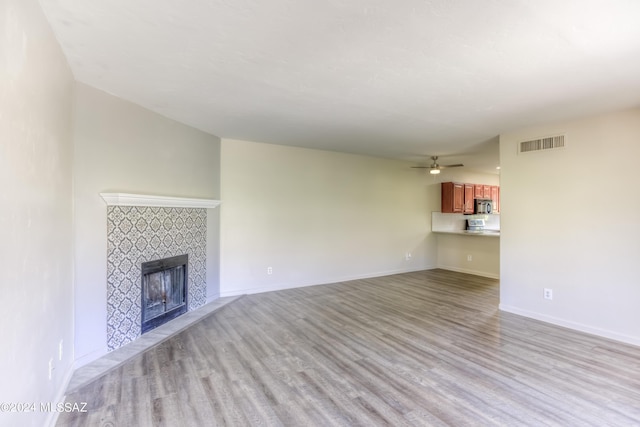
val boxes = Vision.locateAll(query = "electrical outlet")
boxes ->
[544,288,553,300]
[267,267,273,275]
[405,252,412,261]
[467,255,472,261]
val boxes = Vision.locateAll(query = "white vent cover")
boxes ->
[518,135,566,154]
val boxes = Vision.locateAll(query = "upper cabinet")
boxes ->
[441,182,500,214]
[464,184,475,214]
[474,184,483,199]
[483,185,492,199]
[441,182,465,213]
[490,186,500,213]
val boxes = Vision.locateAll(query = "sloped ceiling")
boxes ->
[40,0,640,173]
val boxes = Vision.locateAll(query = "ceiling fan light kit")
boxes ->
[412,156,463,174]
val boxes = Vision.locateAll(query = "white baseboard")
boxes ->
[436,264,499,279]
[499,304,640,347]
[45,361,76,427]
[73,346,109,368]
[219,265,436,297]
[206,293,221,304]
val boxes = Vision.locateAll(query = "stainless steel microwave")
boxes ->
[475,198,493,214]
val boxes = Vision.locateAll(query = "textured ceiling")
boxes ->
[40,0,640,173]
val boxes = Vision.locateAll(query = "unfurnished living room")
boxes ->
[2,0,640,426]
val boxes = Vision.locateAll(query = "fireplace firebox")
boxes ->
[141,254,188,333]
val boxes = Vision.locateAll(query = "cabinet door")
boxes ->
[441,182,464,213]
[474,184,483,199]
[491,186,500,213]
[464,184,475,214]
[483,185,492,199]
[453,183,464,213]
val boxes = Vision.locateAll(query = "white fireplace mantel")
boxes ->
[100,193,221,209]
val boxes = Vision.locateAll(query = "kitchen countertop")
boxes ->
[432,230,500,237]
[431,212,501,237]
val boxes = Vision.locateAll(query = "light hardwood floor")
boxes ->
[57,269,640,426]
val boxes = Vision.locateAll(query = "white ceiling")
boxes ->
[40,0,640,173]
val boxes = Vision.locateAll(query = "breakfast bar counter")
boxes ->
[432,230,500,237]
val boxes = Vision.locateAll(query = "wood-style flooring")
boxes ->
[57,269,640,426]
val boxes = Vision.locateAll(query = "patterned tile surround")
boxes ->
[106,206,207,350]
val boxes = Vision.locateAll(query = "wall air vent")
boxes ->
[518,135,566,154]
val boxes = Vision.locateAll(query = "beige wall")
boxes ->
[72,83,221,365]
[500,107,640,345]
[432,168,500,188]
[220,139,438,295]
[436,234,500,278]
[0,1,74,425]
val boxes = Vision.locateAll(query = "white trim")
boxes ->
[219,266,437,297]
[45,361,76,427]
[100,193,221,209]
[73,346,109,368]
[436,265,500,279]
[499,304,640,347]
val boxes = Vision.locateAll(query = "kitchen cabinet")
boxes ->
[491,186,500,213]
[464,184,475,214]
[442,182,500,214]
[483,185,492,199]
[441,182,464,213]
[474,184,483,199]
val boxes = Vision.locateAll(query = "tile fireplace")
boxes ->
[106,205,207,350]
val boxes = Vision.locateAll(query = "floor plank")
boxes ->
[57,269,640,426]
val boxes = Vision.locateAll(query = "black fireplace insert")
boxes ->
[141,254,188,333]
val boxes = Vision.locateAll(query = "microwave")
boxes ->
[475,198,493,214]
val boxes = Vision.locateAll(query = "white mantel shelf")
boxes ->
[100,193,221,209]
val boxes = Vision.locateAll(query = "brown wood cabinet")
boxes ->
[483,185,492,199]
[474,184,483,199]
[491,185,500,213]
[442,182,500,214]
[464,184,475,214]
[441,182,464,213]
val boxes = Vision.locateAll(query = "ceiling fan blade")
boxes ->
[412,155,463,170]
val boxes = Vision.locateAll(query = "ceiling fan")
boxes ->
[412,156,463,175]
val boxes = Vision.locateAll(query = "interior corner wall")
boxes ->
[206,141,222,302]
[219,139,438,296]
[72,83,221,366]
[499,107,640,346]
[0,1,74,426]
